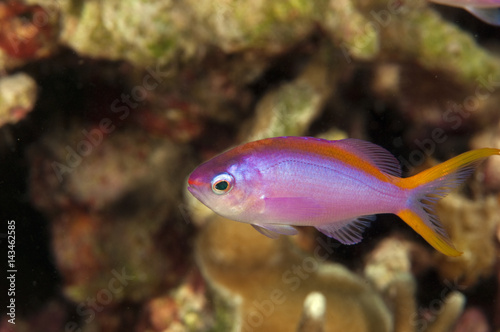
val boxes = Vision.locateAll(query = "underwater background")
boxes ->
[1,0,500,331]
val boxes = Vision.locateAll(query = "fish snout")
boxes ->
[187,175,204,198]
[187,184,197,195]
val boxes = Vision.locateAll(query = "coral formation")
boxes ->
[192,212,469,331]
[195,215,392,332]
[0,1,59,69]
[364,237,466,332]
[0,72,37,127]
[28,127,193,305]
[296,292,327,332]
[136,269,213,332]
[240,51,335,142]
[434,193,500,287]
[19,0,500,84]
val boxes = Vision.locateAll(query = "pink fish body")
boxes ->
[188,136,500,256]
[429,0,500,25]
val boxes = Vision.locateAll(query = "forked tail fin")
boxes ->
[395,148,500,256]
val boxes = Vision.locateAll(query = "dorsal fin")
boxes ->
[334,139,402,177]
[315,216,375,244]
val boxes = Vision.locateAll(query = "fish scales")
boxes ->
[250,144,404,225]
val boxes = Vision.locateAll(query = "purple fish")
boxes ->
[430,0,500,25]
[188,136,500,256]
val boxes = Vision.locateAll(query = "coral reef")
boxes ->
[1,0,499,330]
[195,215,392,332]
[192,213,469,331]
[28,127,193,305]
[136,269,213,332]
[16,0,500,83]
[434,193,500,287]
[240,51,335,142]
[364,237,466,332]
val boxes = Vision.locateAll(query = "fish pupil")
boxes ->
[215,181,228,191]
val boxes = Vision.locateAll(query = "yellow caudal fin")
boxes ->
[396,148,500,257]
[397,209,462,256]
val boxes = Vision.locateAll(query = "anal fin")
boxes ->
[315,215,375,245]
[252,223,299,239]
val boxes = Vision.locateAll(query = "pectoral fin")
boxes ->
[252,224,298,239]
[315,215,375,245]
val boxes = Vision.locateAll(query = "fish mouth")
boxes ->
[187,184,208,207]
[187,181,201,198]
[187,174,210,203]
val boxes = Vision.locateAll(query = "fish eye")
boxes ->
[211,173,234,195]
